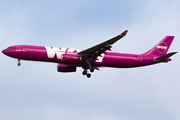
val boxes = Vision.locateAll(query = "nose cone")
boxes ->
[2,48,12,56]
[2,49,7,55]
[2,46,19,58]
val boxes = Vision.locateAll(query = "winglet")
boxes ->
[120,30,128,36]
[154,52,177,62]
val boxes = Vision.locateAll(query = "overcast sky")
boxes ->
[0,0,180,120]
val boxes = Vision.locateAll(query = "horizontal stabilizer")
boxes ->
[154,52,177,62]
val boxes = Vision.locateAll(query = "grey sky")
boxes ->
[0,0,180,120]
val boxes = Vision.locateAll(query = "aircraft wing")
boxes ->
[77,30,128,62]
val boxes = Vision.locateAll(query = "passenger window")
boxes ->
[7,47,11,49]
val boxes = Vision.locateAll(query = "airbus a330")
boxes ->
[2,30,177,78]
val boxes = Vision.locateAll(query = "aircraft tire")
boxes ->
[17,63,21,66]
[82,71,87,75]
[90,68,94,72]
[87,73,91,78]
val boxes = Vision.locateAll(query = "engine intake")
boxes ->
[57,64,76,72]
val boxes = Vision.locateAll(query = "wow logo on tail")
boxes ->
[157,42,168,53]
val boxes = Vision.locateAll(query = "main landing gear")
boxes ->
[82,67,94,78]
[17,59,21,66]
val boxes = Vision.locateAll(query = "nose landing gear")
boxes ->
[17,59,21,66]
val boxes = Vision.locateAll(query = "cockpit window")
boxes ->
[7,47,11,49]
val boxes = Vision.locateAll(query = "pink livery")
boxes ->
[2,30,177,78]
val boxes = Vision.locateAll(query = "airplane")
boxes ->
[2,30,177,78]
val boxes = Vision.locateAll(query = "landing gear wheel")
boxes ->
[17,59,21,66]
[82,70,87,75]
[17,63,21,66]
[87,73,91,78]
[90,68,94,72]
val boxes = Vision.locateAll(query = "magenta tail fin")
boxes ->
[143,36,174,56]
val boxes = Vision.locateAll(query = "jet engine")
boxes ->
[57,64,76,72]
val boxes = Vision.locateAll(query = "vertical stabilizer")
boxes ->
[143,36,174,56]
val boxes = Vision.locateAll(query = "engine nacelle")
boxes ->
[62,54,81,62]
[57,64,76,72]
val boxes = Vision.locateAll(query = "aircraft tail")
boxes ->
[143,36,175,56]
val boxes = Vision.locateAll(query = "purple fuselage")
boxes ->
[2,45,170,68]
